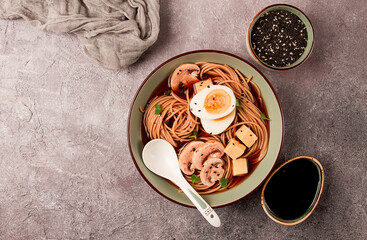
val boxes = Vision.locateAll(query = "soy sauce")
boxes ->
[264,158,320,220]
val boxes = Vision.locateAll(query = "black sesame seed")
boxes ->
[207,85,210,88]
[217,174,220,176]
[201,154,203,156]
[192,148,195,151]
[251,9,308,67]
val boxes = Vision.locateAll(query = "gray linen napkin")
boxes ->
[0,0,160,69]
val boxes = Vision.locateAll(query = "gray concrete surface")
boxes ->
[0,0,366,239]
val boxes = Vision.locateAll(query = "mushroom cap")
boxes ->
[178,141,204,175]
[170,63,200,94]
[192,140,225,170]
[200,157,225,187]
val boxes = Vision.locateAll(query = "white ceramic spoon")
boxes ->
[142,139,221,227]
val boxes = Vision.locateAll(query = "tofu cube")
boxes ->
[224,139,246,160]
[233,158,249,176]
[235,125,258,148]
[194,79,213,93]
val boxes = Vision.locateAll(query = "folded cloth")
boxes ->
[0,0,160,69]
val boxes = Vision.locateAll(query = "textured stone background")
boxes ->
[0,0,366,239]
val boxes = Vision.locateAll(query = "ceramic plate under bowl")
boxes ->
[128,50,284,208]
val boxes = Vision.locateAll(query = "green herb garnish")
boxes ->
[164,89,171,96]
[191,174,200,185]
[155,104,163,114]
[236,99,245,109]
[261,113,271,121]
[189,130,198,140]
[220,178,228,188]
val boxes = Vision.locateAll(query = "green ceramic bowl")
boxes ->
[247,4,314,70]
[128,50,284,208]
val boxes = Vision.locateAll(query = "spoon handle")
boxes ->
[176,178,221,227]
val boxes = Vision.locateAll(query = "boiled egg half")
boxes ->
[190,85,236,135]
[201,109,236,135]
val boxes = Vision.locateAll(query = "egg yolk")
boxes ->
[204,89,231,115]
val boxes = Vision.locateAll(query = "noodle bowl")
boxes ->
[142,62,270,194]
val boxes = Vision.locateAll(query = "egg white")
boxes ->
[201,109,236,135]
[190,85,236,120]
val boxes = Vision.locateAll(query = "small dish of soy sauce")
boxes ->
[261,156,324,225]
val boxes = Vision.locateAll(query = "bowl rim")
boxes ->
[260,155,325,225]
[127,50,284,208]
[247,3,315,71]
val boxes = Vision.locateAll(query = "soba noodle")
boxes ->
[143,62,269,194]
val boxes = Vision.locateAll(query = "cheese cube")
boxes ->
[235,125,258,148]
[194,79,213,93]
[233,158,249,176]
[224,139,246,160]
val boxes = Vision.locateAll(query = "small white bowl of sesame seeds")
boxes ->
[247,4,314,70]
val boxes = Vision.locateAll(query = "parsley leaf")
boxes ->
[236,99,245,109]
[155,104,163,114]
[164,89,171,96]
[189,130,198,140]
[261,113,271,121]
[191,174,200,183]
[220,178,228,188]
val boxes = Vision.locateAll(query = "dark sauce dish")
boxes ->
[247,4,314,71]
[261,156,324,225]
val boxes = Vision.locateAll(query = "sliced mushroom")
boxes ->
[192,141,225,170]
[200,158,225,187]
[178,141,204,175]
[170,63,200,94]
